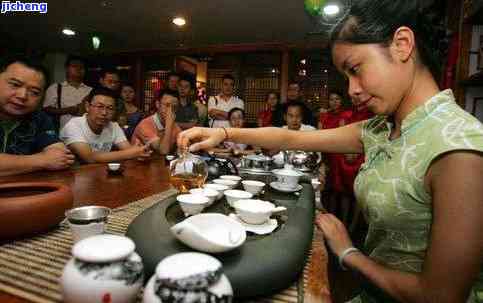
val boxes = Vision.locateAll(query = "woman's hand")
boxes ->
[177,127,226,152]
[315,213,354,256]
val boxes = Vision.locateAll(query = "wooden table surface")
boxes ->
[0,158,332,303]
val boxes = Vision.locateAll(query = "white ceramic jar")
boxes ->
[143,252,233,303]
[61,234,144,303]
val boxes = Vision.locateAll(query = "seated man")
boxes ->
[0,56,74,176]
[60,87,152,163]
[131,91,182,155]
[283,100,316,131]
[269,101,316,162]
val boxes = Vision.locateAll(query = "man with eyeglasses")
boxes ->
[0,56,74,176]
[79,67,124,122]
[60,87,152,163]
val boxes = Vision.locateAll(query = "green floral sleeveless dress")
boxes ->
[350,90,483,303]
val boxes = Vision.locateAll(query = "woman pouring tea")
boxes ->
[178,0,483,302]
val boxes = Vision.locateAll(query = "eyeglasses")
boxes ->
[90,104,115,113]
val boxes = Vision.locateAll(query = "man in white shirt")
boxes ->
[268,100,316,162]
[207,74,244,128]
[43,56,92,130]
[60,88,152,164]
[283,101,316,131]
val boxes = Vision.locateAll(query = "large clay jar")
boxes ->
[0,182,73,240]
[61,234,144,303]
[143,252,233,303]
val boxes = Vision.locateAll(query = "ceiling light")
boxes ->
[100,0,112,8]
[172,17,186,27]
[92,36,101,50]
[323,4,340,15]
[62,28,76,36]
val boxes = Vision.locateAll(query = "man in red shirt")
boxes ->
[131,91,182,155]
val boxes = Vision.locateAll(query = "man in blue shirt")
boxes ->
[0,56,74,176]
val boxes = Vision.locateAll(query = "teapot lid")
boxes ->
[72,234,135,263]
[272,164,304,176]
[155,252,222,287]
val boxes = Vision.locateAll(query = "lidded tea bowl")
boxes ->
[143,252,233,303]
[61,234,144,303]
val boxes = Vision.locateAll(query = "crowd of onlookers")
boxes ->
[0,54,372,226]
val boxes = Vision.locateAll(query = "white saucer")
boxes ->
[270,182,303,193]
[229,214,278,235]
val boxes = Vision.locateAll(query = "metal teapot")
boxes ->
[287,151,321,172]
[240,154,273,171]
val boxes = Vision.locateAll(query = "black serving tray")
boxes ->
[126,183,315,298]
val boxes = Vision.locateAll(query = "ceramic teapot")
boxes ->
[143,252,233,303]
[61,234,144,303]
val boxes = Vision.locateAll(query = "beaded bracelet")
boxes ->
[338,247,360,270]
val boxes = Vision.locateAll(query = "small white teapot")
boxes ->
[143,252,233,303]
[61,234,144,303]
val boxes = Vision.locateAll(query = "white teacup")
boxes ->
[213,179,238,189]
[107,163,121,171]
[177,194,210,217]
[224,190,253,207]
[232,199,287,225]
[189,188,219,205]
[220,175,242,184]
[204,184,229,200]
[65,206,111,243]
[272,167,303,189]
[241,180,265,196]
